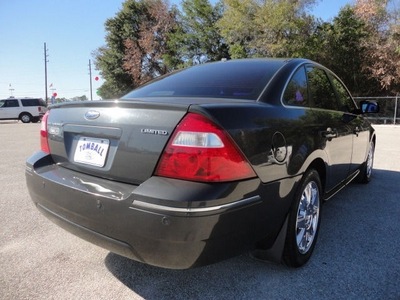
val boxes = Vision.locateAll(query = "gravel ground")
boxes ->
[0,122,399,300]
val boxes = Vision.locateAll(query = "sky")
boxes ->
[0,0,353,100]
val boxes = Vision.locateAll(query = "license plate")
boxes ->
[74,137,110,167]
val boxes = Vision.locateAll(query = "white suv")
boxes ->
[0,97,47,123]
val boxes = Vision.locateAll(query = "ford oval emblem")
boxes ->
[85,110,100,120]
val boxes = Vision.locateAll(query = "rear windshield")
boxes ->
[123,60,283,100]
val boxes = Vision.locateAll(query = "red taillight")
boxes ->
[40,111,50,153]
[155,113,256,182]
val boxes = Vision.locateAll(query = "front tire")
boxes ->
[357,141,374,184]
[283,169,322,267]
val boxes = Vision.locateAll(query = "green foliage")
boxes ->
[167,0,229,66]
[92,0,399,98]
[93,0,177,98]
[93,0,147,98]
[306,6,379,95]
[218,0,317,58]
[72,95,88,101]
[217,0,257,58]
[96,79,126,99]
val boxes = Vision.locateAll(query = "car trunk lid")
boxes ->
[45,100,189,184]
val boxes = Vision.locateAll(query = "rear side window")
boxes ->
[21,98,45,107]
[283,66,308,106]
[306,67,338,111]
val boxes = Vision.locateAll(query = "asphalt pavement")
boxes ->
[0,121,399,300]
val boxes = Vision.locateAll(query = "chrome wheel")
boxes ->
[283,169,322,267]
[296,181,320,254]
[20,113,31,123]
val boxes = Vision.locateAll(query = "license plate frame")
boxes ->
[74,137,110,167]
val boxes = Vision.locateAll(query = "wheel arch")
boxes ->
[251,158,326,265]
[19,111,33,119]
[305,158,326,194]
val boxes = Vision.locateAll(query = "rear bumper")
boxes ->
[26,151,295,269]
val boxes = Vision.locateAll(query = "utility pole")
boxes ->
[89,59,93,101]
[44,43,49,103]
[9,84,14,97]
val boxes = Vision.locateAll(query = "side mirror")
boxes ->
[360,100,379,114]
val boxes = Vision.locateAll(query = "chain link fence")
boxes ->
[354,96,399,124]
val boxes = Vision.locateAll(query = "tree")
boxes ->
[93,0,176,98]
[252,0,317,57]
[217,0,258,58]
[93,1,141,98]
[92,0,399,98]
[167,0,229,66]
[123,0,177,85]
[72,95,88,101]
[306,6,380,95]
[218,0,317,58]
[354,0,400,93]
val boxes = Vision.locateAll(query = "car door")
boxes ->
[328,74,370,172]
[306,66,353,192]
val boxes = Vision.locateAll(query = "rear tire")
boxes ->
[20,113,32,123]
[283,169,322,267]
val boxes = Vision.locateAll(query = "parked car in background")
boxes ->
[26,58,379,269]
[0,97,47,123]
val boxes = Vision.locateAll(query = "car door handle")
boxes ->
[321,128,338,139]
[354,126,361,137]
